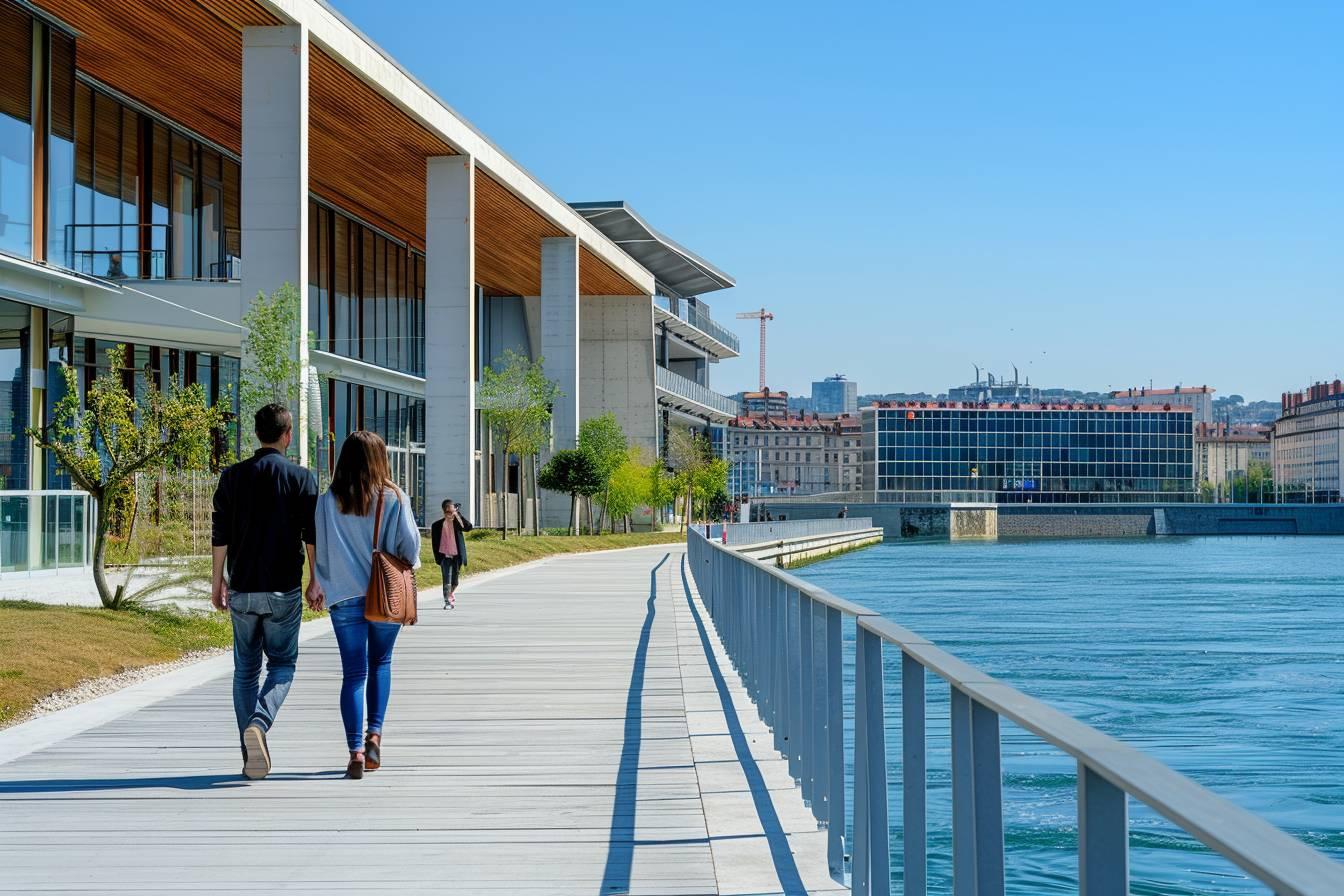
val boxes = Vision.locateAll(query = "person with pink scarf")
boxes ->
[429,498,473,609]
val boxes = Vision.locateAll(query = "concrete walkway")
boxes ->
[0,545,846,895]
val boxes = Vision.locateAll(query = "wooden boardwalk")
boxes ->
[0,544,846,895]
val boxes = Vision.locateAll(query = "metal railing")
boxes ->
[685,527,1344,896]
[654,294,741,353]
[707,517,875,546]
[0,490,93,576]
[655,365,739,418]
[63,223,241,282]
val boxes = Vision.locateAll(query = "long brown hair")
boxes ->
[330,430,393,515]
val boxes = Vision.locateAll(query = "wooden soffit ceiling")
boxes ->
[36,0,278,154]
[308,47,456,250]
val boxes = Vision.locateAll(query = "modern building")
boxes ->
[948,368,1041,404]
[812,374,858,414]
[0,0,740,560]
[864,400,1195,503]
[739,389,789,418]
[1111,386,1215,424]
[1195,422,1271,497]
[1272,381,1344,502]
[728,412,863,497]
[570,202,739,474]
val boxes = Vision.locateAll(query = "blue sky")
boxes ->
[334,0,1342,401]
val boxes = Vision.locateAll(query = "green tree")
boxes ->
[479,349,559,539]
[29,345,222,609]
[240,282,302,417]
[537,449,601,535]
[647,461,676,526]
[667,427,714,531]
[602,448,653,533]
[578,412,628,533]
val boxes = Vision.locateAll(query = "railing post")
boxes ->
[901,652,927,896]
[799,593,815,805]
[1079,764,1128,896]
[827,605,845,879]
[854,625,871,896]
[950,687,975,896]
[811,597,828,826]
[774,578,788,757]
[787,586,803,780]
[861,625,890,896]
[971,700,1005,896]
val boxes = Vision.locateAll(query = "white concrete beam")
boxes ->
[255,0,655,296]
[425,155,476,520]
[241,24,310,461]
[539,237,580,529]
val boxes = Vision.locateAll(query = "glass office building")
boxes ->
[864,403,1195,503]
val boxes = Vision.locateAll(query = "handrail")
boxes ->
[655,365,739,417]
[654,294,741,353]
[685,527,1344,895]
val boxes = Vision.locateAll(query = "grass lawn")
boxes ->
[1,530,687,728]
[0,601,233,727]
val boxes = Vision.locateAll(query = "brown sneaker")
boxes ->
[345,755,365,780]
[242,724,271,780]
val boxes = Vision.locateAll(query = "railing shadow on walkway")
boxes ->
[599,553,668,895]
[678,553,808,896]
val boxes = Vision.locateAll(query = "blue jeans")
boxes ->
[330,598,402,752]
[229,589,303,747]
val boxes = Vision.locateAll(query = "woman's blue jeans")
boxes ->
[329,598,402,752]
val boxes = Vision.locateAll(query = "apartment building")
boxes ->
[1195,422,1271,494]
[1273,381,1344,502]
[728,412,863,497]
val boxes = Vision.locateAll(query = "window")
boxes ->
[0,4,32,260]
[66,81,239,280]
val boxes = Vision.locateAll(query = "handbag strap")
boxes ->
[371,487,385,553]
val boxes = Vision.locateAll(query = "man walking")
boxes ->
[211,404,321,780]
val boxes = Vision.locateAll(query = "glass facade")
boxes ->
[322,379,425,523]
[309,200,425,377]
[63,80,240,280]
[865,405,1195,503]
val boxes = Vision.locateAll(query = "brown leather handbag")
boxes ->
[364,487,418,626]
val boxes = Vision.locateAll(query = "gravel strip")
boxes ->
[13,649,227,726]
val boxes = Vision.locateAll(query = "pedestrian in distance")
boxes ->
[430,498,473,609]
[312,431,421,780]
[838,506,849,518]
[210,404,321,781]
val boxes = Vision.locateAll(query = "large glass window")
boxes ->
[0,3,32,260]
[0,298,29,489]
[65,80,239,280]
[309,200,425,377]
[325,377,425,522]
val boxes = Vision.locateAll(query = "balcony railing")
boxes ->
[656,365,739,418]
[654,295,740,354]
[64,224,241,282]
[0,490,93,576]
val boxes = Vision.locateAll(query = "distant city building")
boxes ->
[864,400,1195,503]
[728,412,864,497]
[1272,381,1344,502]
[1111,386,1214,424]
[812,374,859,414]
[948,368,1041,404]
[1195,423,1271,495]
[740,389,790,418]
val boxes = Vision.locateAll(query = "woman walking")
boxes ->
[430,499,473,609]
[314,431,421,779]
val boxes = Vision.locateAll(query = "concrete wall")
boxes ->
[579,295,657,455]
[997,506,1156,538]
[1156,505,1344,536]
[950,506,998,540]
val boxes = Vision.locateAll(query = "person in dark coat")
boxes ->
[430,499,473,609]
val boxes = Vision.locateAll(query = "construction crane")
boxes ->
[735,307,775,391]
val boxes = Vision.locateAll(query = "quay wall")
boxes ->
[753,501,1344,539]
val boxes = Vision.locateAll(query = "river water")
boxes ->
[793,536,1344,894]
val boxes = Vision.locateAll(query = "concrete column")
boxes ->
[539,237,580,528]
[241,25,310,463]
[425,155,476,520]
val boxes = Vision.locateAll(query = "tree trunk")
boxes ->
[532,455,541,537]
[497,441,508,541]
[568,491,577,536]
[516,459,525,538]
[92,498,116,609]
